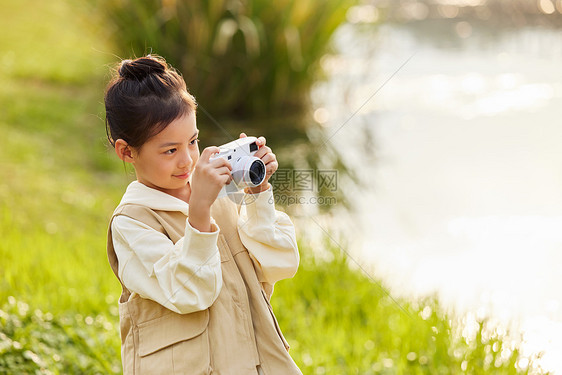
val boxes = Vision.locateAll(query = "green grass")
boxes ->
[0,0,542,374]
[272,246,534,374]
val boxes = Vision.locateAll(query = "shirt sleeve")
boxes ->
[237,187,300,284]
[111,215,222,314]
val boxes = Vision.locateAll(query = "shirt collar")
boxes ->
[114,181,189,215]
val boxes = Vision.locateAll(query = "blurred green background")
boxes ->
[0,0,545,373]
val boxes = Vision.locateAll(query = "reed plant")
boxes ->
[101,0,357,121]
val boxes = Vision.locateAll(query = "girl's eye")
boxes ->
[189,138,199,146]
[164,148,177,155]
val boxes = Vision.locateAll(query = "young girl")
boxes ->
[104,55,302,375]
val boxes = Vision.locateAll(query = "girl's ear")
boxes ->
[115,139,134,163]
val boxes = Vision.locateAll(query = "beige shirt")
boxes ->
[111,181,299,314]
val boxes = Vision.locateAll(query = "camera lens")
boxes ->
[249,160,265,185]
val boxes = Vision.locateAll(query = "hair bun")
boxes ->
[118,56,167,80]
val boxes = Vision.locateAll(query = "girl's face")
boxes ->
[131,112,199,199]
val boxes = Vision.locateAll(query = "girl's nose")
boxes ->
[178,149,192,169]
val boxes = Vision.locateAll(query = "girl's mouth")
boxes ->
[174,172,190,180]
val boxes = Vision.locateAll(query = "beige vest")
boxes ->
[107,197,302,375]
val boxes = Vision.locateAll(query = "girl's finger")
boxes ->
[209,156,232,170]
[220,173,232,185]
[215,166,233,176]
[260,152,276,165]
[200,146,221,162]
[266,161,278,175]
[239,133,247,138]
[255,146,272,159]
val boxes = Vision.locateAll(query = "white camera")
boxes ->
[211,136,266,198]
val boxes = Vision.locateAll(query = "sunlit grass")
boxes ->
[0,0,122,313]
[272,246,533,374]
[0,0,109,84]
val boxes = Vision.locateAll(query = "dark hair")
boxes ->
[104,55,197,149]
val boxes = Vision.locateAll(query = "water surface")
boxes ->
[313,20,562,372]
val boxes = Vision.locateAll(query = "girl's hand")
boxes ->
[190,146,232,206]
[188,146,232,231]
[239,133,278,194]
